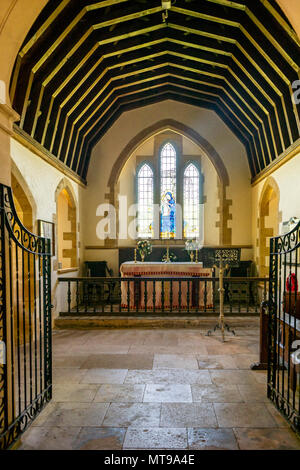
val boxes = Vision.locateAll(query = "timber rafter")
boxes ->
[10,0,300,180]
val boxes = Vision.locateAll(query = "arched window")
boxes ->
[137,163,154,238]
[183,163,200,238]
[160,143,176,239]
[136,143,201,240]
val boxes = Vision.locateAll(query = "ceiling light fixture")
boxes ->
[162,0,172,23]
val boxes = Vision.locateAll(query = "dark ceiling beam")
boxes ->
[9,0,300,181]
[80,89,257,179]
[21,21,298,158]
[53,54,279,169]
[75,82,260,175]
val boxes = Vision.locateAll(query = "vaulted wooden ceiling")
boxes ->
[10,0,300,182]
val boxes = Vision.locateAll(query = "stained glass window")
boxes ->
[160,143,176,239]
[183,163,200,238]
[137,163,154,238]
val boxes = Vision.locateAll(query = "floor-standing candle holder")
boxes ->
[205,248,240,341]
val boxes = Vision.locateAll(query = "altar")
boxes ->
[120,262,213,311]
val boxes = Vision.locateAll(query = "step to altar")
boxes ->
[54,315,259,330]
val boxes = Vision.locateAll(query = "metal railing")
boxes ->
[58,276,268,316]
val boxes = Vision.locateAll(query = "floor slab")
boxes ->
[123,428,188,449]
[234,427,300,450]
[102,403,161,427]
[80,354,153,370]
[191,384,243,403]
[73,427,126,450]
[153,354,198,369]
[42,402,109,427]
[52,384,99,402]
[143,384,193,403]
[81,368,128,384]
[125,369,212,385]
[94,384,145,403]
[214,403,277,428]
[160,403,217,427]
[188,428,239,450]
[19,426,81,450]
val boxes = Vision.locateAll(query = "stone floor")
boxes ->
[19,322,300,450]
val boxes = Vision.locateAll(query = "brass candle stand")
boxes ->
[206,248,240,342]
[166,237,170,262]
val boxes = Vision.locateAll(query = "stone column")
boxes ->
[0,102,19,186]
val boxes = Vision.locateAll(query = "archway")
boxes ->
[107,119,231,246]
[55,178,78,271]
[259,177,280,277]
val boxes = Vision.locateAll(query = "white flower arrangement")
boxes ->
[185,239,203,251]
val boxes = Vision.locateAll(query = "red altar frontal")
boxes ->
[120,262,213,310]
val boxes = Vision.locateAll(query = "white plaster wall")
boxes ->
[10,138,85,318]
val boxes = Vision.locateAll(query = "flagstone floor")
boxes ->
[19,321,300,450]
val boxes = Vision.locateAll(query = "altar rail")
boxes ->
[57,276,268,316]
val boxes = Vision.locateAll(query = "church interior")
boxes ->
[0,0,300,451]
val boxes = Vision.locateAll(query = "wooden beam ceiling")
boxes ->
[10,0,300,181]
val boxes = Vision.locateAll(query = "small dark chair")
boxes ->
[84,261,114,304]
[85,261,113,277]
[225,261,254,304]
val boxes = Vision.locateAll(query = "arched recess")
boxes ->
[258,176,281,277]
[55,178,78,271]
[107,119,230,246]
[11,160,36,231]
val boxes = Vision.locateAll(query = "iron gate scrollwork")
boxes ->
[268,220,300,433]
[0,183,52,450]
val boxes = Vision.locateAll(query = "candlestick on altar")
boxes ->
[134,248,137,263]
[166,235,170,262]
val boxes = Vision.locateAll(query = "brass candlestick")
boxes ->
[206,249,238,342]
[134,248,137,263]
[166,239,170,262]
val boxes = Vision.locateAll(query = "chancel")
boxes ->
[0,0,300,452]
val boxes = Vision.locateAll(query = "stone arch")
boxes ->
[55,177,78,209]
[55,178,78,271]
[11,160,36,231]
[0,0,48,107]
[107,119,231,245]
[258,176,281,277]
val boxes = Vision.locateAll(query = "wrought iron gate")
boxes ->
[268,220,300,433]
[0,183,52,449]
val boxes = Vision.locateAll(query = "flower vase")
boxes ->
[140,252,145,262]
[190,251,194,262]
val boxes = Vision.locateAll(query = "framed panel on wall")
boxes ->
[37,219,55,256]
